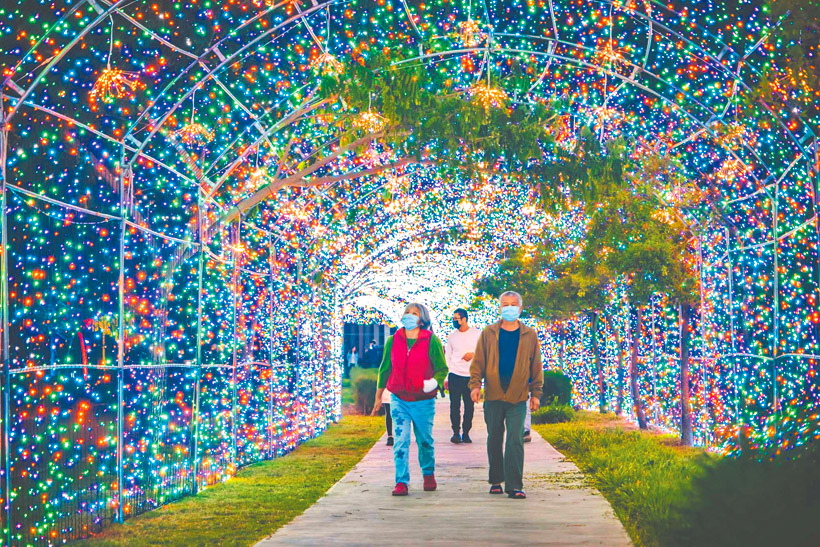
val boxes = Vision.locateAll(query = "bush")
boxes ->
[541,370,572,406]
[532,402,574,424]
[353,376,377,415]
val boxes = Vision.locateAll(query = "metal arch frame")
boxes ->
[333,223,483,303]
[3,0,811,222]
[4,0,810,172]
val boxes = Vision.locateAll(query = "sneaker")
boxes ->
[392,482,408,496]
[386,436,394,446]
[523,431,532,443]
[450,434,462,444]
[461,433,472,443]
[423,475,437,491]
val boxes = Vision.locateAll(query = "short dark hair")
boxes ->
[454,308,468,321]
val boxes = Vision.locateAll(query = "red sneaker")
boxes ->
[392,483,408,496]
[423,475,437,491]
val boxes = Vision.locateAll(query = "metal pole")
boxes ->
[116,153,128,524]
[268,235,275,459]
[725,226,741,445]
[191,191,204,493]
[231,219,239,469]
[697,237,710,446]
[772,162,780,443]
[650,303,658,424]
[1,92,14,546]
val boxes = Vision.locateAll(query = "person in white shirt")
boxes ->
[444,308,481,444]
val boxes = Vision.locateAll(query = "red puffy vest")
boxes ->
[386,329,436,402]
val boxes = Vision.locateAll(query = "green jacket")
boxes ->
[377,332,449,389]
[469,321,544,404]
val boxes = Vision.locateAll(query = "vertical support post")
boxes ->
[116,153,129,524]
[230,219,240,470]
[268,234,275,459]
[650,303,658,424]
[772,162,780,444]
[697,237,710,446]
[1,92,13,546]
[191,191,204,494]
[726,228,740,445]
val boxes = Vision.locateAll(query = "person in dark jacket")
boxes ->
[372,303,448,496]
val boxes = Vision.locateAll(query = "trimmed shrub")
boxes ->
[540,370,572,406]
[532,403,574,424]
[353,376,377,415]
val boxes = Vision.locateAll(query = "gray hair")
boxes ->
[404,302,433,332]
[498,291,523,307]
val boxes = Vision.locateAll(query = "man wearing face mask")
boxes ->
[470,291,543,500]
[444,308,481,444]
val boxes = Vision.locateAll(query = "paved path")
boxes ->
[257,399,631,546]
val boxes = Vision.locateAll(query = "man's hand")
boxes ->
[462,352,474,362]
[529,397,540,412]
[370,400,382,416]
[470,388,481,403]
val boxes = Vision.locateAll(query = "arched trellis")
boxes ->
[1,0,819,544]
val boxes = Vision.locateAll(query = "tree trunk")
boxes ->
[679,303,694,446]
[616,328,624,416]
[630,306,648,429]
[558,325,566,371]
[589,312,606,413]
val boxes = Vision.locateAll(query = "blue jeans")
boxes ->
[391,395,436,485]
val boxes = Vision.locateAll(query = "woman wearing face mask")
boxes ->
[372,303,448,496]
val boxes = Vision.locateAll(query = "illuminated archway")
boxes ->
[1,0,818,543]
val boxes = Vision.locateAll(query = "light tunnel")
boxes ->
[0,0,818,544]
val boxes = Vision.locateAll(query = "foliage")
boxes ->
[531,402,574,424]
[342,367,379,412]
[583,184,697,306]
[676,441,820,546]
[541,370,573,406]
[353,372,378,415]
[320,51,557,178]
[77,415,383,547]
[535,412,820,547]
[745,1,820,136]
[474,245,610,321]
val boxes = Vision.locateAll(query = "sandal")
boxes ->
[508,490,527,499]
[489,484,503,495]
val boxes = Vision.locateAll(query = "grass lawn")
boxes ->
[78,415,383,547]
[534,412,820,547]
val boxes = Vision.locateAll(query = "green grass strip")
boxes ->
[534,413,708,547]
[535,412,820,547]
[78,415,383,547]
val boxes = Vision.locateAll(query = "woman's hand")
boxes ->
[372,387,386,415]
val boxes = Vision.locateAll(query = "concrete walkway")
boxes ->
[257,399,631,546]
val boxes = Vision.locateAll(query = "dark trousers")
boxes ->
[384,403,393,437]
[484,400,527,492]
[448,373,474,435]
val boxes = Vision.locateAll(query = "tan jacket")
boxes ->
[469,321,544,404]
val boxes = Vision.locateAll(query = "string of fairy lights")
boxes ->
[0,0,818,544]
